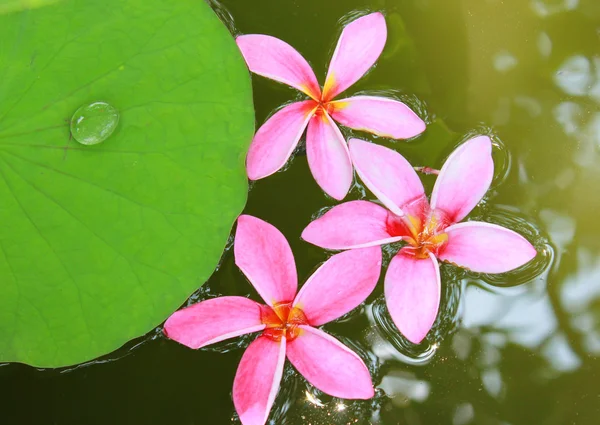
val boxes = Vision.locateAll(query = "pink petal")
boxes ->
[233,336,286,425]
[247,100,317,180]
[306,111,353,200]
[322,12,387,100]
[301,200,402,249]
[286,326,374,399]
[329,96,425,139]
[385,249,441,344]
[293,247,382,326]
[235,215,298,306]
[430,136,494,223]
[439,221,537,273]
[236,34,321,100]
[164,296,265,349]
[349,138,426,216]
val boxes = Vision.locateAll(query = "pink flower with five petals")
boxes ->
[302,136,537,344]
[164,215,381,425]
[236,12,426,200]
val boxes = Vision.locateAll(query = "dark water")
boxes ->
[2,0,600,424]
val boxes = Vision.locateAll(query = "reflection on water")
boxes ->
[1,0,600,424]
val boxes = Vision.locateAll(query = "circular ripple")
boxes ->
[474,206,553,286]
[370,272,462,364]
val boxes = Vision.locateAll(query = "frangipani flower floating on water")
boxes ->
[302,136,537,344]
[164,215,381,425]
[236,12,426,200]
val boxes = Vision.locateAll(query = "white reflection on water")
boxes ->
[542,333,582,371]
[452,402,474,425]
[555,55,593,96]
[555,55,600,103]
[494,50,518,73]
[481,368,503,397]
[539,209,576,251]
[379,371,430,405]
[561,248,600,354]
[553,101,600,168]
[368,329,438,366]
[575,113,600,166]
[553,101,584,136]
[461,283,582,372]
[462,283,552,346]
[531,0,579,17]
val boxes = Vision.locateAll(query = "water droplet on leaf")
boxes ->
[70,101,119,145]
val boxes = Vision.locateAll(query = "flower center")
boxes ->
[387,210,450,259]
[260,301,308,342]
[314,101,335,117]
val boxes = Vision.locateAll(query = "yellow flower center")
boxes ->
[387,210,449,259]
[260,302,308,342]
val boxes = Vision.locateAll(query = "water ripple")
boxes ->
[474,206,553,286]
[368,272,462,364]
[205,0,238,36]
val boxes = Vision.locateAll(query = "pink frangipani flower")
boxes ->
[236,12,426,200]
[302,136,537,344]
[164,215,381,425]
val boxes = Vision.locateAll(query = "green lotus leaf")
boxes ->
[0,0,62,15]
[0,0,254,367]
